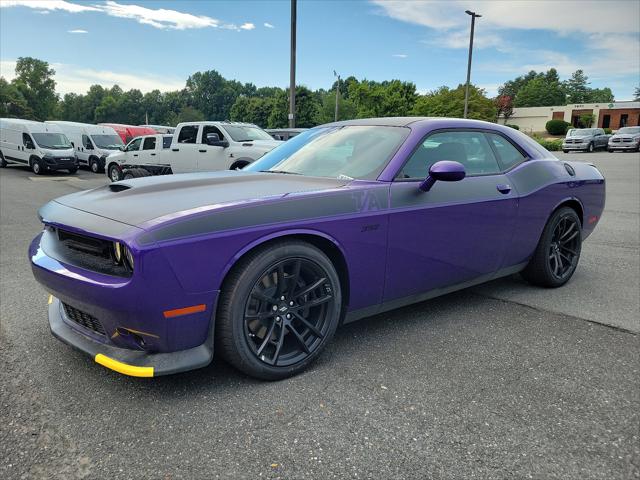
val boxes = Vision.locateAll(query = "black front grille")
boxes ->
[63,303,106,336]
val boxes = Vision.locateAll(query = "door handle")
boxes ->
[496,184,511,194]
[172,148,179,152]
[150,153,156,156]
[198,149,207,153]
[133,154,138,157]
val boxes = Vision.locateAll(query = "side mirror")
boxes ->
[419,160,466,192]
[205,133,229,148]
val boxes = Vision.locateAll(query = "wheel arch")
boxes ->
[29,154,41,165]
[552,196,584,226]
[229,158,252,170]
[218,230,351,313]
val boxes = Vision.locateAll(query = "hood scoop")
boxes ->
[108,183,132,192]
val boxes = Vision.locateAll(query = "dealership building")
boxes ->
[500,101,640,133]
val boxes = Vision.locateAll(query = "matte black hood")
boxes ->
[53,171,351,227]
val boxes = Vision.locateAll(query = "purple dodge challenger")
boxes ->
[30,118,605,379]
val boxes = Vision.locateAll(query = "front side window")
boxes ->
[82,134,93,149]
[126,138,142,151]
[22,132,34,148]
[399,130,501,179]
[202,125,224,142]
[91,134,123,150]
[32,133,72,150]
[246,126,409,180]
[177,125,198,144]
[488,133,526,171]
[142,137,156,150]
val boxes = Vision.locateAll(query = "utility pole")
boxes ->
[333,70,340,122]
[289,0,297,128]
[463,10,481,119]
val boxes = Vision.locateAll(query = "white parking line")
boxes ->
[28,176,86,182]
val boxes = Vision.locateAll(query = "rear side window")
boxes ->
[162,136,172,148]
[488,133,527,171]
[177,126,198,144]
[399,130,501,178]
[142,137,156,150]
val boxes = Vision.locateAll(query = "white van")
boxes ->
[46,121,124,173]
[0,118,77,174]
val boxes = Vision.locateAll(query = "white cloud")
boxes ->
[264,22,274,28]
[67,29,88,34]
[0,0,99,13]
[371,0,639,35]
[0,60,185,95]
[1,0,255,31]
[392,54,408,58]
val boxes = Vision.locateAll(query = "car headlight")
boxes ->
[112,241,134,271]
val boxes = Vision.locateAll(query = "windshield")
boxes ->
[91,134,124,149]
[617,127,640,135]
[32,133,72,149]
[224,125,274,142]
[245,126,409,180]
[568,129,596,137]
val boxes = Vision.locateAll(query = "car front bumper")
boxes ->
[608,143,638,150]
[43,157,78,170]
[562,143,589,150]
[48,295,214,377]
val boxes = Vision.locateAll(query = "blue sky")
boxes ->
[1,0,639,100]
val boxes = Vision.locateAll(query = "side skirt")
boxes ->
[343,262,528,324]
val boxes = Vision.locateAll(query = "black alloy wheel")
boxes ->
[216,241,342,380]
[548,215,580,281]
[244,258,335,367]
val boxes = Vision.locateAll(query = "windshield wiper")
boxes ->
[260,170,301,175]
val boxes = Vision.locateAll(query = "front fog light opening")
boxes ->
[113,241,122,263]
[112,241,134,271]
[124,246,134,271]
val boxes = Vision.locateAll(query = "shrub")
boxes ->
[545,119,571,135]
[535,137,563,151]
[604,128,612,134]
[506,124,520,130]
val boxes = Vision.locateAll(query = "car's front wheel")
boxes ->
[108,164,122,182]
[216,240,342,380]
[521,207,582,288]
[586,142,594,153]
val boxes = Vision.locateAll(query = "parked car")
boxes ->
[105,121,282,181]
[608,126,640,152]
[265,128,307,141]
[106,134,173,181]
[30,118,605,380]
[0,118,77,174]
[562,128,610,153]
[139,124,176,135]
[46,121,123,173]
[99,123,156,144]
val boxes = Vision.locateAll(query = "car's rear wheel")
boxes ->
[108,164,123,182]
[521,207,582,288]
[216,241,342,380]
[122,168,151,180]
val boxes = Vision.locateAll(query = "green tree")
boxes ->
[514,77,566,107]
[0,77,33,118]
[585,87,614,103]
[94,95,119,123]
[412,84,496,121]
[634,87,640,101]
[11,57,58,120]
[564,70,589,103]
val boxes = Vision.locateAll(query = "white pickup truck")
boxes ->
[106,121,282,181]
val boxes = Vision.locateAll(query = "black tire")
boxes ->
[123,168,151,180]
[521,207,582,288]
[67,166,78,174]
[216,240,342,380]
[108,163,123,182]
[586,142,594,153]
[89,157,101,173]
[0,151,7,167]
[229,160,250,170]
[563,150,569,153]
[30,157,44,175]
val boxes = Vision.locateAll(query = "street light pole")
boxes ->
[289,0,297,128]
[463,10,481,119]
[333,70,340,122]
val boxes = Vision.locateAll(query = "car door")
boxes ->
[171,125,199,173]
[138,136,158,164]
[384,129,518,303]
[21,132,36,163]
[195,125,230,171]
[124,137,142,163]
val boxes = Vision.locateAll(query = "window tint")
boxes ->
[488,133,526,170]
[399,131,501,178]
[177,125,198,143]
[22,133,34,148]
[162,136,172,148]
[201,125,224,142]
[142,137,156,150]
[82,134,93,149]
[126,138,142,151]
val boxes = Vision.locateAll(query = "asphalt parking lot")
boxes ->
[1,152,638,479]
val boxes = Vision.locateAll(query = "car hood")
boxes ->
[565,136,591,140]
[611,134,640,140]
[53,171,351,227]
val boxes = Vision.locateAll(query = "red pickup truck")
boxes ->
[98,123,156,144]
